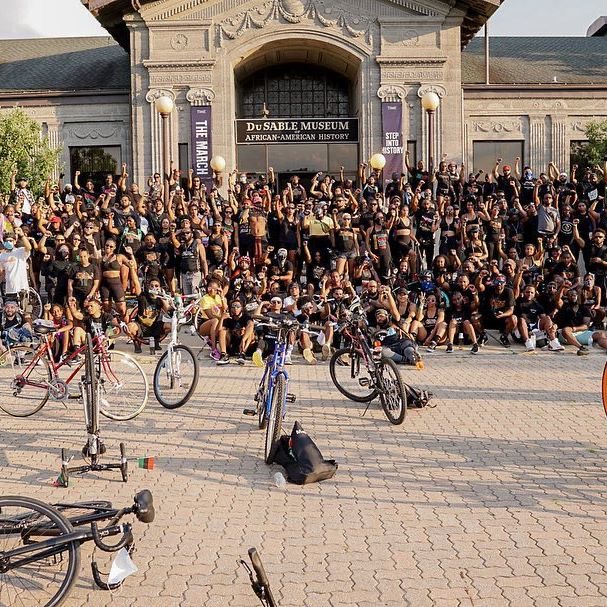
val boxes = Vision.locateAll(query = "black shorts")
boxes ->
[482,315,508,332]
[139,320,165,339]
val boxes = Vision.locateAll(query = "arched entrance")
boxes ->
[234,40,361,189]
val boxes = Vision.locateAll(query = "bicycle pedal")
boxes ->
[243,409,257,416]
[286,393,296,403]
[358,378,370,387]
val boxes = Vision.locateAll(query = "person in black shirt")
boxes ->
[514,284,561,351]
[217,300,254,365]
[587,229,607,300]
[554,288,591,355]
[477,274,517,345]
[445,289,479,354]
[68,246,100,307]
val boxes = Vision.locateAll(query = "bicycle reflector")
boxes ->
[138,457,155,470]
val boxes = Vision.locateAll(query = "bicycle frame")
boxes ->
[263,331,290,421]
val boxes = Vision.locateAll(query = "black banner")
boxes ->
[236,118,359,145]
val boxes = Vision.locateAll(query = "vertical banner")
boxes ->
[191,106,212,185]
[381,102,404,179]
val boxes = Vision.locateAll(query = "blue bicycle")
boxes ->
[244,316,298,464]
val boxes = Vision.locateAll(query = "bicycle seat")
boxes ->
[133,490,155,523]
[33,319,57,335]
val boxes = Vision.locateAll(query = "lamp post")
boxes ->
[369,153,386,185]
[421,91,440,171]
[155,95,174,203]
[210,155,226,188]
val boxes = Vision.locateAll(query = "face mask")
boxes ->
[3,241,14,251]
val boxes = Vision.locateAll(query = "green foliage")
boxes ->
[581,120,607,169]
[0,108,62,196]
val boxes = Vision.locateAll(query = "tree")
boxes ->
[582,119,607,169]
[0,108,62,196]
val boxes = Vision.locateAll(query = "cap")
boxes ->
[559,172,568,178]
[375,308,389,317]
[239,255,251,265]
[277,248,288,257]
[49,216,62,224]
[503,165,511,171]
[494,274,507,284]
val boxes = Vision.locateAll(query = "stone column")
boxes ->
[529,116,546,172]
[145,89,177,175]
[551,117,567,172]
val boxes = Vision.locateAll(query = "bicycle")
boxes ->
[0,319,148,420]
[0,489,154,607]
[152,292,200,408]
[240,547,277,607]
[329,302,408,425]
[243,316,298,464]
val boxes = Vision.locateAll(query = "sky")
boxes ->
[0,0,605,39]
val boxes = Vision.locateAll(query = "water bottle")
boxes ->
[458,331,464,350]
[273,471,287,488]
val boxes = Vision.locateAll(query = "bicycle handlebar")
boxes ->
[91,521,133,553]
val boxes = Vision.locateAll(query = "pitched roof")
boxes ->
[463,36,607,85]
[0,36,129,93]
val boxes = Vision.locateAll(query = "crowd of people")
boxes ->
[1,151,607,366]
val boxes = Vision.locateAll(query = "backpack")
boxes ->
[271,422,338,485]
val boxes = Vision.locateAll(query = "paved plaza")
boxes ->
[2,346,607,607]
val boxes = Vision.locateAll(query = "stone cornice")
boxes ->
[143,60,216,70]
[376,57,447,66]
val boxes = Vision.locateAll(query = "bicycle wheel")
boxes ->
[264,374,286,464]
[0,496,80,607]
[26,288,43,321]
[377,358,407,425]
[84,333,97,432]
[256,369,269,430]
[153,344,199,409]
[329,347,377,403]
[0,346,51,417]
[98,351,149,421]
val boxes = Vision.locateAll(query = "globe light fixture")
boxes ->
[155,95,174,203]
[155,95,174,116]
[421,91,441,169]
[210,155,226,173]
[369,153,387,171]
[421,91,440,113]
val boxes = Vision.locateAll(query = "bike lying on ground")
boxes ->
[152,292,200,409]
[329,301,408,425]
[240,547,277,607]
[0,490,155,607]
[0,319,148,420]
[243,316,299,463]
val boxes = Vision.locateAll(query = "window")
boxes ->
[69,146,121,190]
[473,141,524,175]
[407,141,418,167]
[178,143,190,188]
[238,64,351,119]
[570,140,589,177]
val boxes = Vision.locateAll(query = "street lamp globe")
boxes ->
[155,95,174,115]
[210,155,226,173]
[369,153,386,171]
[421,91,440,112]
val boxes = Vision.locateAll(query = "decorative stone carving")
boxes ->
[170,33,189,51]
[186,88,216,106]
[401,29,419,47]
[472,120,523,134]
[217,0,373,47]
[377,85,407,102]
[417,84,446,99]
[145,89,177,104]
[149,71,213,86]
[66,127,121,140]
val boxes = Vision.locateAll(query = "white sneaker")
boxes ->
[525,339,535,352]
[548,339,564,351]
[285,354,293,365]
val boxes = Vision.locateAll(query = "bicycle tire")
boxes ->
[0,346,51,417]
[0,495,80,607]
[329,347,377,403]
[98,351,149,421]
[257,369,269,430]
[264,374,286,464]
[84,333,97,433]
[120,442,128,483]
[153,344,199,409]
[26,287,43,321]
[602,362,607,419]
[377,357,407,425]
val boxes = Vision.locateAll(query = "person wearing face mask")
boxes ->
[174,228,208,295]
[519,166,536,205]
[0,228,32,307]
[127,277,171,354]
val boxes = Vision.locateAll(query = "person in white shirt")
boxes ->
[0,229,32,304]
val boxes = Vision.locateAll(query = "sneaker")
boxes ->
[237,353,246,365]
[154,339,162,352]
[252,350,264,368]
[134,343,142,354]
[525,339,535,352]
[210,348,221,361]
[446,343,454,353]
[426,341,437,352]
[547,339,565,352]
[217,353,230,365]
[321,343,331,360]
[470,343,479,355]
[577,346,589,356]
[479,332,489,347]
[499,334,510,347]
[303,348,317,364]
[285,354,293,365]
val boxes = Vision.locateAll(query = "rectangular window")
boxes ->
[69,145,121,190]
[473,140,524,175]
[570,140,589,177]
[178,143,189,188]
[407,141,418,167]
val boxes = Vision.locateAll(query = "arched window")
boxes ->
[238,63,351,119]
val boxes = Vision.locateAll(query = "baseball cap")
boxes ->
[503,165,511,171]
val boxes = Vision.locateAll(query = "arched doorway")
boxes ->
[234,40,361,189]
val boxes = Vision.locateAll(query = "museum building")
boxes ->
[0,0,606,188]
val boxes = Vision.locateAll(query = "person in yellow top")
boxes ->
[302,204,335,267]
[198,279,228,361]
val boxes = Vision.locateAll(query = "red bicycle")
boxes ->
[0,321,148,420]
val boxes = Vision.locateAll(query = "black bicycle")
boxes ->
[240,547,277,607]
[0,490,154,607]
[329,304,407,425]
